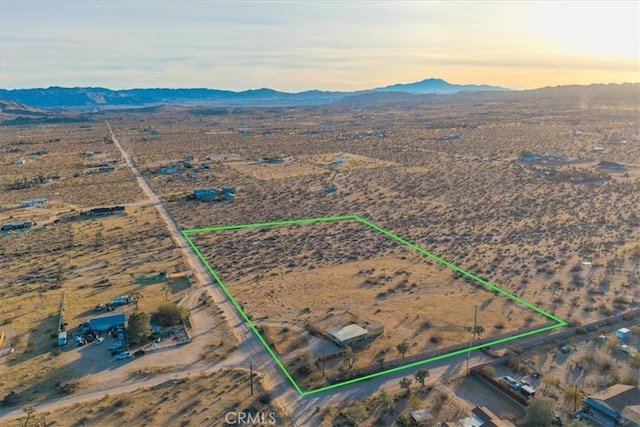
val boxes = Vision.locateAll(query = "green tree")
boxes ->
[127,311,151,341]
[153,303,186,327]
[525,397,555,426]
[414,369,429,387]
[396,341,410,358]
[399,377,413,396]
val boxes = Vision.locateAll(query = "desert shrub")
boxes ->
[481,365,495,376]
[58,381,80,395]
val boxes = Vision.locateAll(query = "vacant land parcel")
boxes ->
[185,215,564,393]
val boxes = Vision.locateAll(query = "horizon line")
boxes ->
[2,79,639,94]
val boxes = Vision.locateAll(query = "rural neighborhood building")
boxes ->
[89,313,126,332]
[409,409,433,425]
[81,206,125,217]
[1,221,33,232]
[598,161,628,172]
[583,384,640,426]
[617,328,632,341]
[364,321,384,337]
[194,189,218,200]
[444,405,515,427]
[21,198,48,208]
[329,324,368,347]
[159,165,179,174]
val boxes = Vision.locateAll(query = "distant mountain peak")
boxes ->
[374,77,509,94]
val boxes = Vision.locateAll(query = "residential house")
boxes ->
[329,324,368,347]
[583,384,640,426]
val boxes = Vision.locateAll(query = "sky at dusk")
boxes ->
[1,0,638,91]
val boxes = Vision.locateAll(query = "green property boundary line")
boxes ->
[182,214,567,396]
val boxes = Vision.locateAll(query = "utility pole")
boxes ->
[250,358,253,396]
[573,383,578,412]
[466,338,473,376]
[474,306,478,332]
[467,305,478,376]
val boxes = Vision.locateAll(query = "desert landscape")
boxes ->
[187,217,556,391]
[1,84,639,425]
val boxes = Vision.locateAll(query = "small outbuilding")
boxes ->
[329,324,368,347]
[409,409,433,426]
[617,328,632,341]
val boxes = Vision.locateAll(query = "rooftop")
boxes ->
[329,324,368,342]
[586,384,640,418]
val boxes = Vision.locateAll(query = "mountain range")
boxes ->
[0,78,509,109]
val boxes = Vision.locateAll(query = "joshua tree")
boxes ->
[472,325,485,338]
[345,346,359,369]
[399,377,413,396]
[396,341,410,358]
[162,283,170,301]
[414,369,429,387]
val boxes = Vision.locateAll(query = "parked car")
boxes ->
[114,351,131,360]
[133,349,145,357]
[503,376,521,390]
[106,341,122,351]
[95,337,105,345]
[94,304,103,312]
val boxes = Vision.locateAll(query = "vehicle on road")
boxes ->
[133,349,145,357]
[114,351,131,360]
[106,341,122,351]
[95,337,104,344]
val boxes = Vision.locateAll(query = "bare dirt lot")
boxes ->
[188,218,553,390]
